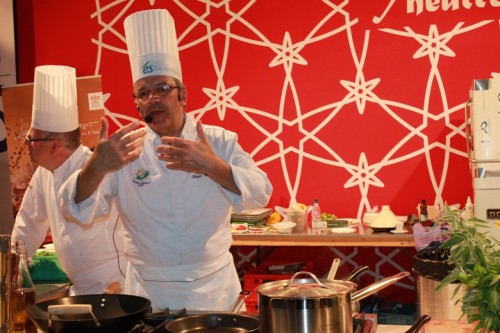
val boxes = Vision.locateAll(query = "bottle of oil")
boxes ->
[10,240,36,332]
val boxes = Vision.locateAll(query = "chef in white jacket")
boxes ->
[60,9,272,311]
[11,65,126,295]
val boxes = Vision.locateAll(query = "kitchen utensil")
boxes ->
[164,290,259,333]
[327,258,340,280]
[27,294,151,333]
[341,266,369,282]
[256,270,410,333]
[340,265,370,315]
[403,314,431,333]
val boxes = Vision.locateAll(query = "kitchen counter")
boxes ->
[232,223,415,247]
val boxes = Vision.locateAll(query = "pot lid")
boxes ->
[255,271,356,298]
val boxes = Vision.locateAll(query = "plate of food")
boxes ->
[331,227,357,234]
[370,226,395,233]
[390,229,408,234]
[248,225,270,233]
[231,223,248,233]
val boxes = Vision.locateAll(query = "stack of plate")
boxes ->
[231,208,272,225]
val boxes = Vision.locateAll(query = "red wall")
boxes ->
[15,1,500,217]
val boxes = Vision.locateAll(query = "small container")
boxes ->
[464,197,474,220]
[419,199,429,222]
[273,222,296,233]
[311,199,322,234]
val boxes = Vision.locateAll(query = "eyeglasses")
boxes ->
[25,136,53,144]
[133,84,179,102]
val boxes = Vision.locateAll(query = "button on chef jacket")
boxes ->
[61,113,273,310]
[12,145,127,295]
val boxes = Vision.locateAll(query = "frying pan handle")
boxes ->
[230,290,251,313]
[405,315,431,333]
[47,304,100,328]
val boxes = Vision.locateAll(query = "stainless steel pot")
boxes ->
[256,271,410,333]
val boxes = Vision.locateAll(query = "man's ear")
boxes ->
[179,89,188,106]
[51,138,61,154]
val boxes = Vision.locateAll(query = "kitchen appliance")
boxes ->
[466,75,500,240]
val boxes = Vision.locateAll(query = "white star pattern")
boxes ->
[89,0,499,218]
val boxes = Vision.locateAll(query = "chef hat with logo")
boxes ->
[124,9,182,84]
[31,65,78,132]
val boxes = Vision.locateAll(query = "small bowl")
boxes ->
[273,222,296,233]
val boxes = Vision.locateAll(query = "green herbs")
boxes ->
[437,207,500,333]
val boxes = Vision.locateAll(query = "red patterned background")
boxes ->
[13,0,500,307]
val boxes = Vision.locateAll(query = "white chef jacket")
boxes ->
[61,113,272,310]
[12,145,127,295]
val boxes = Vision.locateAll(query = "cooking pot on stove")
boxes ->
[256,270,410,333]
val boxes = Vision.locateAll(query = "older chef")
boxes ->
[61,9,272,311]
[12,65,126,295]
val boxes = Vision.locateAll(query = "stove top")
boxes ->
[128,309,377,333]
[128,308,188,333]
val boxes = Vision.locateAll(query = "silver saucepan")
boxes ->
[256,270,410,333]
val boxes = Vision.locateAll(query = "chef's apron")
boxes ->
[124,251,243,311]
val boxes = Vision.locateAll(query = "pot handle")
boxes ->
[285,271,329,288]
[351,271,410,303]
[230,290,251,313]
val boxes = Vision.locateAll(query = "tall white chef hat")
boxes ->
[31,65,78,132]
[124,9,182,84]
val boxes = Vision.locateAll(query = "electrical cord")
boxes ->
[112,214,126,277]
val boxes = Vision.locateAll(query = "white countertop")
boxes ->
[377,320,476,333]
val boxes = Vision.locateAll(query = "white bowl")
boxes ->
[273,222,296,233]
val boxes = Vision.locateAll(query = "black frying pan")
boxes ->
[164,291,259,333]
[27,294,151,333]
[164,313,259,332]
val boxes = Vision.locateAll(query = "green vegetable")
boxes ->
[321,212,337,221]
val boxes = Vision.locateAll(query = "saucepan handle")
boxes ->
[230,290,251,313]
[351,271,410,303]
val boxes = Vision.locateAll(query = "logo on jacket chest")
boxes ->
[133,169,152,187]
